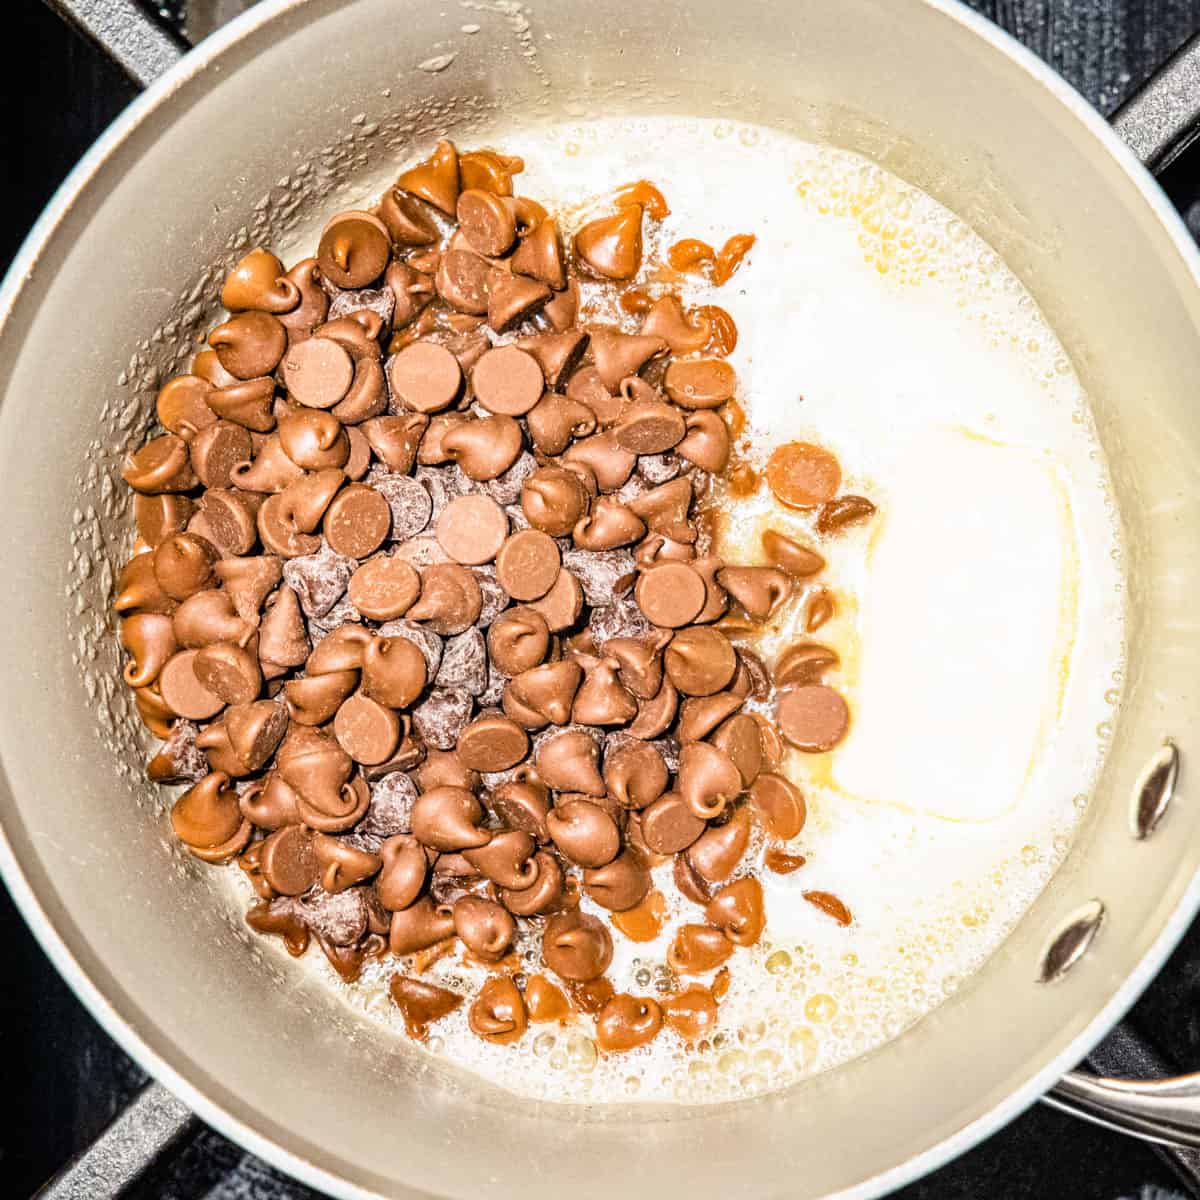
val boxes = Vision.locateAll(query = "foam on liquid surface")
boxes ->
[262,118,1126,1103]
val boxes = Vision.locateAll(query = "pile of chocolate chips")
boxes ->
[115,140,873,1054]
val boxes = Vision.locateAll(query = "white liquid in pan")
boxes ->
[271,118,1126,1101]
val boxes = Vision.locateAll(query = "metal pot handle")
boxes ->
[34,1079,198,1198]
[41,0,186,88]
[1110,29,1200,172]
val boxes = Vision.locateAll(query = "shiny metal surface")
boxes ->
[1047,1073,1200,1150]
[41,0,186,87]
[6,2,1200,1198]
[1112,31,1200,171]
[35,1080,198,1199]
[1038,901,1107,986]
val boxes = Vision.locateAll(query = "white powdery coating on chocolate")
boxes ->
[361,771,418,837]
[473,566,511,629]
[154,719,209,782]
[436,628,489,694]
[368,472,433,542]
[376,618,443,677]
[588,588,651,644]
[327,285,396,328]
[414,466,463,523]
[300,887,368,946]
[283,542,354,619]
[563,548,635,609]
[637,452,682,484]
[454,451,537,506]
[412,686,474,750]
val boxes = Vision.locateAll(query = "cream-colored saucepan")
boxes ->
[11,1,1200,1196]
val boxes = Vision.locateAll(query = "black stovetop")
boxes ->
[6,1,1200,1196]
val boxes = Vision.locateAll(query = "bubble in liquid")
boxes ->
[532,1032,556,1058]
[718,1049,748,1075]
[788,1027,818,1068]
[566,1033,598,1070]
[753,1048,781,1072]
[805,994,837,1023]
[738,1019,767,1046]
[765,950,792,976]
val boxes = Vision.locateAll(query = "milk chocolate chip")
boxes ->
[686,806,751,883]
[457,188,518,257]
[469,975,527,1044]
[664,626,737,696]
[705,877,766,946]
[407,563,482,634]
[602,740,668,809]
[259,825,319,895]
[318,211,391,289]
[348,556,421,621]
[762,528,825,578]
[457,714,529,772]
[453,895,515,963]
[542,911,613,981]
[472,345,545,416]
[640,792,705,855]
[667,923,733,974]
[535,729,605,795]
[663,359,736,410]
[487,606,550,675]
[574,206,644,280]
[389,341,463,414]
[396,140,460,215]
[546,799,620,868]
[222,248,301,315]
[512,217,567,289]
[583,847,650,911]
[662,986,719,1042]
[411,786,489,851]
[595,994,662,1053]
[749,772,806,840]
[634,561,706,628]
[390,975,463,1040]
[283,337,354,409]
[209,312,287,381]
[766,442,842,509]
[376,835,428,911]
[777,684,850,752]
[436,494,508,566]
[358,635,425,709]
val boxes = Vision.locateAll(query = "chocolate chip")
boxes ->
[318,211,391,289]
[372,470,434,541]
[435,628,488,694]
[777,684,850,753]
[283,337,354,409]
[360,771,419,838]
[388,341,463,413]
[300,886,370,946]
[561,548,635,609]
[436,494,509,565]
[471,345,544,416]
[376,619,443,678]
[412,687,475,751]
[324,483,393,560]
[348,556,421,621]
[282,544,354,619]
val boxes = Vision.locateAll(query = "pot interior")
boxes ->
[2,1,1200,1197]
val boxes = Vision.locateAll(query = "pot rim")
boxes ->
[3,1,1200,1197]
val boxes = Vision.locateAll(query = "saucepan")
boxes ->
[9,0,1200,1196]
